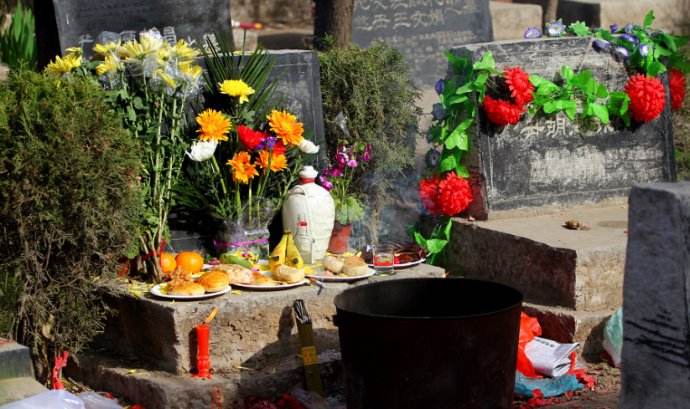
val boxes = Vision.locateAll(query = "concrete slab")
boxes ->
[558,0,690,35]
[96,264,445,375]
[67,350,343,409]
[0,339,34,380]
[445,203,628,310]
[0,378,47,406]
[491,1,543,40]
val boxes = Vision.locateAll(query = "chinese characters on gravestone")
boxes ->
[352,0,493,87]
[48,0,230,56]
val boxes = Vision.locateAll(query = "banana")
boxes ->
[219,252,253,269]
[269,232,289,273]
[285,232,304,269]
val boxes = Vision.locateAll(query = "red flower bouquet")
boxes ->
[419,172,473,217]
[482,67,533,126]
[625,74,666,123]
[669,68,686,111]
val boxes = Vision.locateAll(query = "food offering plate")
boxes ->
[150,283,231,300]
[231,279,309,291]
[306,267,376,282]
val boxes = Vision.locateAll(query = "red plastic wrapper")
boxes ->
[517,312,542,378]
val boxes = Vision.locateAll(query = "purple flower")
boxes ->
[425,149,441,168]
[257,136,277,150]
[435,79,444,95]
[329,166,343,177]
[592,39,611,52]
[336,151,349,167]
[347,158,358,168]
[546,19,565,37]
[318,175,333,191]
[524,27,542,39]
[620,33,639,44]
[613,46,629,62]
[362,144,372,162]
[639,43,650,56]
[624,23,634,34]
[610,24,619,33]
[431,103,445,121]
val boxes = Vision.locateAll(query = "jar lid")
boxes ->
[299,166,318,180]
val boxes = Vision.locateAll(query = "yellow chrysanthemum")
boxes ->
[96,55,122,76]
[178,60,203,80]
[93,42,120,57]
[45,53,82,76]
[155,69,177,89]
[174,40,199,60]
[119,37,164,60]
[218,79,255,104]
[196,109,232,142]
[227,151,258,184]
[257,150,288,173]
[267,110,304,146]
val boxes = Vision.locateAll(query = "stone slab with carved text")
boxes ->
[449,37,676,218]
[352,0,493,87]
[49,0,230,55]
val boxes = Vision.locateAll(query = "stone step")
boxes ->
[0,377,47,406]
[445,201,628,311]
[94,264,445,375]
[523,303,615,360]
[0,339,35,380]
[66,350,343,409]
[557,0,690,34]
[490,1,543,40]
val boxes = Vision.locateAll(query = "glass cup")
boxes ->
[373,244,395,275]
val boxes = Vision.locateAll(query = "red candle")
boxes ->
[194,323,212,379]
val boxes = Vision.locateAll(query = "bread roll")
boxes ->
[196,270,230,293]
[215,264,253,284]
[252,272,273,285]
[323,255,344,274]
[342,256,369,277]
[168,281,205,296]
[273,265,305,284]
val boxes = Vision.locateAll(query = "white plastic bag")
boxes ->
[77,392,122,409]
[0,390,84,409]
[602,308,623,367]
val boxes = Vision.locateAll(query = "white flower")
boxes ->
[298,139,320,154]
[186,141,217,162]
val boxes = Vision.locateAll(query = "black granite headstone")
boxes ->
[352,0,493,87]
[449,37,676,219]
[46,0,230,55]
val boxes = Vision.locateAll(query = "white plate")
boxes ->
[307,268,376,282]
[150,284,231,300]
[232,279,309,290]
[367,257,426,269]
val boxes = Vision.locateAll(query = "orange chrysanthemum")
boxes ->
[267,110,304,146]
[196,109,232,142]
[227,151,258,184]
[257,150,288,173]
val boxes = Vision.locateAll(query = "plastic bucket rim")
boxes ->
[334,277,523,321]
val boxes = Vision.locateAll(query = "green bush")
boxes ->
[0,2,36,70]
[319,44,420,238]
[0,71,142,381]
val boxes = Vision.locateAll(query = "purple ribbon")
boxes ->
[213,238,269,252]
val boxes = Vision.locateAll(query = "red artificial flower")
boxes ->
[418,172,473,217]
[419,176,442,215]
[237,125,267,150]
[437,172,473,216]
[483,96,525,126]
[625,74,666,123]
[669,68,686,111]
[272,139,287,156]
[504,67,534,107]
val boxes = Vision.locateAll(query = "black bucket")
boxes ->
[334,278,523,409]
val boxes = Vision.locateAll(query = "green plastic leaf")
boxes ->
[426,239,448,254]
[643,10,655,28]
[473,51,496,71]
[443,218,453,239]
[561,66,575,82]
[455,82,474,95]
[446,94,469,106]
[455,163,470,178]
[439,150,458,172]
[413,230,427,248]
[568,21,591,37]
[647,61,667,76]
[473,72,489,89]
[590,103,610,124]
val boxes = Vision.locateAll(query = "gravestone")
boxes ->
[622,183,690,409]
[352,0,493,87]
[450,37,676,219]
[40,0,231,57]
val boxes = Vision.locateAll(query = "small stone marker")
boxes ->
[352,0,493,87]
[450,37,675,219]
[45,0,231,55]
[622,182,690,409]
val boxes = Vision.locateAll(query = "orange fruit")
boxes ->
[160,252,177,274]
[175,251,204,274]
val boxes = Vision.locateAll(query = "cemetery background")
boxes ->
[0,1,690,408]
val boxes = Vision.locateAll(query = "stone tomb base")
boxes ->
[66,265,445,408]
[445,201,627,358]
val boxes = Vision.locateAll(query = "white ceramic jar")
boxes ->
[282,166,335,263]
